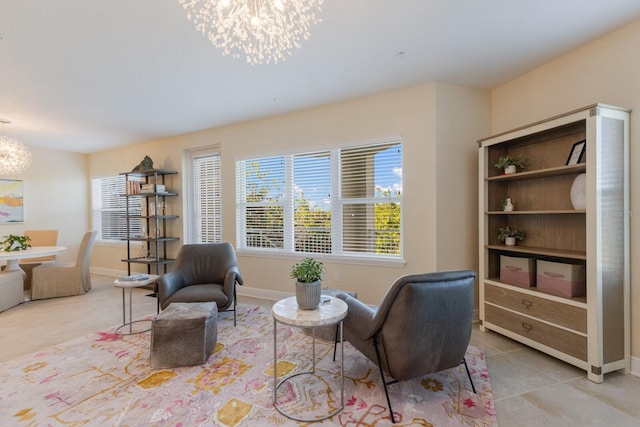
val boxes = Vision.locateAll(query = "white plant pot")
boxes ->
[504,165,517,175]
[295,280,321,310]
[505,237,516,246]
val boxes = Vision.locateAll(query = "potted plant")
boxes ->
[290,257,324,309]
[497,226,525,246]
[0,234,31,252]
[495,155,526,175]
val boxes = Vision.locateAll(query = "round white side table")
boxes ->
[272,295,348,422]
[113,274,159,335]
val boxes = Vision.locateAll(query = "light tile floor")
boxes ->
[1,274,639,426]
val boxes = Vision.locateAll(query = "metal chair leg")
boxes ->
[462,357,476,393]
[333,325,339,361]
[233,286,237,327]
[373,336,396,424]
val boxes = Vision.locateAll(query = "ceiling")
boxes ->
[2,1,640,154]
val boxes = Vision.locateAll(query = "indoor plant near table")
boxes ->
[497,226,526,246]
[0,234,31,251]
[290,257,324,309]
[495,155,526,175]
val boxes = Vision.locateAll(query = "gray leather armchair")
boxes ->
[336,270,476,423]
[157,243,243,325]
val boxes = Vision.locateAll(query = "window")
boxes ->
[236,140,403,260]
[91,175,142,242]
[186,147,222,243]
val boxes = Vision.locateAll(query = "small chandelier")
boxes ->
[0,120,32,175]
[179,0,324,65]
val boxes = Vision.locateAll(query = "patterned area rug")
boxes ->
[0,304,497,426]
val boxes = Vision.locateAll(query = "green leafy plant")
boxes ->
[0,234,31,252]
[495,155,526,170]
[290,257,325,283]
[497,226,525,242]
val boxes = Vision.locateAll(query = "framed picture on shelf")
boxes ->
[566,140,586,165]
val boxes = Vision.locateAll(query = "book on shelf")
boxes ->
[126,180,141,195]
[139,184,165,193]
[119,274,150,281]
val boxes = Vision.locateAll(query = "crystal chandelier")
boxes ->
[179,0,324,64]
[0,120,32,175]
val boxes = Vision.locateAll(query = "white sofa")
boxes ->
[0,270,23,312]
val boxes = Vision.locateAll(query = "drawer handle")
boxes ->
[521,299,533,309]
[522,322,533,333]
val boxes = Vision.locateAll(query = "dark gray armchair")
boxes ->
[336,270,476,423]
[157,243,243,326]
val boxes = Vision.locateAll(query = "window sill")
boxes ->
[237,250,406,268]
[95,240,143,247]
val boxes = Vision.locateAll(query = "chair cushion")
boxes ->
[163,283,229,309]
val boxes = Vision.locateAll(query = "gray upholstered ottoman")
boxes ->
[304,288,357,341]
[150,302,218,369]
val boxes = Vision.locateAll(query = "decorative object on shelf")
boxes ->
[566,140,586,165]
[131,156,154,172]
[497,226,525,246]
[502,197,514,212]
[570,173,587,210]
[0,119,31,175]
[290,257,324,309]
[495,155,526,175]
[0,234,31,251]
[178,0,323,65]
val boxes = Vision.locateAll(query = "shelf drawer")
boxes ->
[485,304,587,361]
[485,283,586,333]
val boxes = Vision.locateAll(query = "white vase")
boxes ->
[504,165,517,175]
[295,280,321,309]
[570,173,587,210]
[504,198,514,212]
[505,237,516,246]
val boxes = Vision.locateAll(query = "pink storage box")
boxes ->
[500,255,535,287]
[536,260,585,298]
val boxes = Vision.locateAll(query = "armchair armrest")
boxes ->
[336,292,381,340]
[157,270,186,303]
[223,265,243,296]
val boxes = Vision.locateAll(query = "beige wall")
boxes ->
[491,20,640,359]
[89,82,489,305]
[0,146,89,262]
[435,84,491,309]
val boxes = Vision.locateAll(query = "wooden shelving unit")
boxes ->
[120,169,179,276]
[478,104,630,383]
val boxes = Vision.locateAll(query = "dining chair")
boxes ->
[31,230,97,300]
[19,229,59,290]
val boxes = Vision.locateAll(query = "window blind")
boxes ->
[91,175,142,242]
[191,153,222,243]
[236,140,402,259]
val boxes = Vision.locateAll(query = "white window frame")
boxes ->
[235,138,403,263]
[91,175,142,244]
[184,146,223,244]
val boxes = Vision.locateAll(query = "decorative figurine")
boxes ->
[132,156,154,172]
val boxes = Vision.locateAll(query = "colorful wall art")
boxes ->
[0,179,24,223]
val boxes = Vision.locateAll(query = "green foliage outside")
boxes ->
[244,162,401,255]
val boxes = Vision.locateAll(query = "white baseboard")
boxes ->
[631,355,640,378]
[91,267,127,278]
[237,286,293,302]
